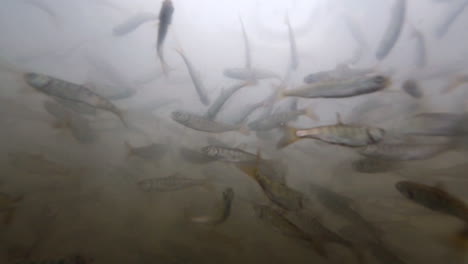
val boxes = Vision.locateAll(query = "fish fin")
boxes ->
[277,126,299,149]
[124,141,134,156]
[303,107,319,121]
[335,112,344,125]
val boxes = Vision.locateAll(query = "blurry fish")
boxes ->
[190,187,234,226]
[157,0,174,75]
[179,147,218,164]
[285,12,299,70]
[358,142,452,161]
[237,152,305,211]
[285,75,390,99]
[0,193,23,225]
[402,79,423,98]
[137,173,213,192]
[278,114,385,149]
[43,100,97,144]
[231,100,265,125]
[352,157,401,174]
[85,82,136,101]
[409,25,427,69]
[375,0,406,60]
[401,112,468,136]
[248,107,318,132]
[125,142,168,161]
[342,15,368,65]
[204,82,250,120]
[252,204,328,258]
[175,46,210,106]
[435,0,468,38]
[112,12,158,36]
[201,145,257,163]
[24,73,127,127]
[309,183,382,240]
[223,68,280,82]
[239,15,251,69]
[171,110,249,135]
[396,181,468,222]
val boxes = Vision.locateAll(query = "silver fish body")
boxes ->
[127,142,168,161]
[176,48,210,106]
[248,109,309,131]
[172,110,245,134]
[201,145,257,163]
[223,67,279,81]
[205,82,248,120]
[287,75,390,98]
[375,0,406,60]
[113,12,157,36]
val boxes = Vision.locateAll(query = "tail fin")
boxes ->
[277,126,299,149]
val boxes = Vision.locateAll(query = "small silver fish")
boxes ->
[409,25,427,69]
[204,82,250,120]
[358,142,451,161]
[190,187,234,226]
[157,0,174,75]
[436,0,468,38]
[172,110,249,135]
[201,145,257,163]
[285,12,299,70]
[179,147,218,164]
[223,68,280,82]
[239,15,251,69]
[248,107,318,131]
[352,157,401,174]
[375,0,406,60]
[286,75,390,99]
[137,173,212,192]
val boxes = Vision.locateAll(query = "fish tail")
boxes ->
[277,126,299,149]
[303,106,320,121]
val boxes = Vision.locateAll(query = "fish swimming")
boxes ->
[239,15,251,69]
[248,107,318,132]
[113,12,158,36]
[375,0,406,60]
[231,100,265,125]
[125,142,168,161]
[176,47,210,106]
[24,73,127,127]
[172,110,249,135]
[204,82,250,120]
[395,181,468,222]
[278,114,385,148]
[252,203,328,258]
[201,145,257,163]
[189,187,234,226]
[286,75,390,99]
[358,142,451,161]
[53,97,97,116]
[137,173,212,192]
[409,25,427,69]
[157,0,174,75]
[179,147,218,164]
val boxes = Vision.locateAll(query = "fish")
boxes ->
[24,73,127,127]
[137,173,213,192]
[125,142,168,161]
[157,0,174,75]
[204,82,250,120]
[175,47,210,106]
[277,114,385,149]
[435,0,468,38]
[112,12,158,36]
[358,142,451,161]
[395,181,468,222]
[43,100,97,144]
[0,193,23,225]
[189,187,234,226]
[351,157,401,174]
[54,97,97,116]
[171,110,249,135]
[223,67,280,82]
[285,12,299,70]
[236,152,305,211]
[303,64,375,84]
[309,183,382,241]
[252,204,328,258]
[402,79,423,98]
[200,145,257,163]
[285,75,390,99]
[248,107,318,132]
[239,15,251,69]
[409,25,427,69]
[15,254,93,264]
[375,0,406,60]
